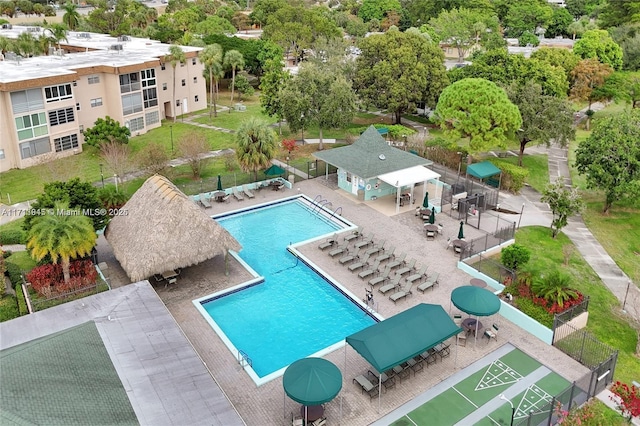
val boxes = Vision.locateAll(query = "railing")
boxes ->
[329,206,343,221]
[238,350,252,368]
[554,297,589,323]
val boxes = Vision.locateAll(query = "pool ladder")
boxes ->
[238,350,252,368]
[311,195,343,220]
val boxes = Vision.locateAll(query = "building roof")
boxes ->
[104,175,241,282]
[313,126,432,180]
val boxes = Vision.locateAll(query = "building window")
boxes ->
[128,117,144,132]
[15,112,48,141]
[0,149,5,160]
[53,134,79,152]
[19,136,51,159]
[119,72,140,93]
[162,83,167,91]
[88,75,100,84]
[44,84,73,103]
[145,110,160,126]
[195,95,199,102]
[48,107,75,126]
[193,77,197,83]
[141,69,156,88]
[90,98,103,107]
[11,89,44,114]
[192,58,196,65]
[181,79,186,86]
[122,93,143,115]
[161,64,166,70]
[143,88,158,108]
[176,100,180,106]
[76,103,80,111]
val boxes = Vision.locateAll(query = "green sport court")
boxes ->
[378,344,570,426]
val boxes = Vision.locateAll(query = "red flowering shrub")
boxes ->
[610,381,640,420]
[509,275,583,315]
[282,139,297,154]
[27,260,98,298]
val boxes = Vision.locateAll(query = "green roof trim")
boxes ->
[346,304,462,373]
[0,321,138,426]
[466,161,501,179]
[313,126,432,179]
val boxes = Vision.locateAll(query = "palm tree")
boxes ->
[532,270,579,309]
[26,201,97,284]
[62,2,80,31]
[49,23,68,51]
[236,118,277,181]
[15,32,37,57]
[166,45,186,123]
[223,49,245,109]
[200,44,223,118]
[0,36,12,55]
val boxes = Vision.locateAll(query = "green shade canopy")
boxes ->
[422,192,429,209]
[346,304,462,373]
[264,164,286,176]
[283,358,342,406]
[429,207,435,224]
[451,286,501,317]
[458,221,465,239]
[216,175,223,191]
[466,161,501,179]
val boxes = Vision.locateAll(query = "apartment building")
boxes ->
[0,26,207,172]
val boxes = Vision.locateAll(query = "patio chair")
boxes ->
[457,332,467,347]
[328,242,348,257]
[242,184,255,199]
[407,357,424,375]
[367,369,396,392]
[318,234,338,250]
[232,186,244,201]
[387,253,406,270]
[484,324,499,342]
[435,343,451,360]
[358,260,380,280]
[292,413,304,426]
[365,239,386,256]
[354,233,374,250]
[353,375,379,400]
[417,272,440,293]
[199,194,212,208]
[368,265,391,288]
[344,227,364,242]
[406,265,428,285]
[347,253,370,272]
[420,350,437,367]
[389,281,413,303]
[396,258,417,276]
[312,418,326,426]
[375,246,395,263]
[339,248,361,265]
[378,275,402,294]
[452,314,463,326]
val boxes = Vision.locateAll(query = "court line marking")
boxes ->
[486,415,501,425]
[453,386,479,409]
[404,414,418,426]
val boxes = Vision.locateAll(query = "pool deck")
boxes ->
[98,177,590,426]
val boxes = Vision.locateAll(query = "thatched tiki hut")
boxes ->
[105,175,241,282]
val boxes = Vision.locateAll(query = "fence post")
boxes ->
[547,396,556,426]
[579,328,588,364]
[551,316,557,345]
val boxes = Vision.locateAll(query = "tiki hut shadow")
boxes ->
[104,175,241,283]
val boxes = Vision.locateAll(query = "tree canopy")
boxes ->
[573,29,624,70]
[435,77,522,152]
[575,109,640,213]
[83,116,131,148]
[540,179,585,238]
[235,118,278,181]
[358,0,402,22]
[570,58,614,110]
[354,28,448,124]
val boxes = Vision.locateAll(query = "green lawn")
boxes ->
[497,154,549,193]
[192,104,278,130]
[5,250,37,272]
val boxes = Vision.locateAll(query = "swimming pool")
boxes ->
[194,196,378,385]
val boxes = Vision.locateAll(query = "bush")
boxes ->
[0,228,26,245]
[491,160,528,193]
[4,261,23,289]
[15,284,28,316]
[512,297,553,328]
[3,250,12,259]
[349,124,416,140]
[26,260,98,298]
[501,244,531,271]
[0,293,19,322]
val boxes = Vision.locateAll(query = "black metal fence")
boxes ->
[306,160,337,179]
[458,223,516,261]
[552,316,618,371]
[464,253,516,285]
[554,297,590,324]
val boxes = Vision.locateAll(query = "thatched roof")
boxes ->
[105,175,241,282]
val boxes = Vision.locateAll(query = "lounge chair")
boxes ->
[344,227,364,242]
[484,324,499,342]
[378,275,401,294]
[396,258,416,276]
[348,253,370,272]
[199,194,211,208]
[367,369,395,391]
[232,186,244,201]
[318,234,338,250]
[311,418,326,426]
[369,265,391,288]
[339,248,361,265]
[387,253,406,270]
[375,246,395,263]
[417,272,440,293]
[354,233,374,249]
[328,242,349,257]
[406,265,428,284]
[389,281,413,303]
[353,375,379,400]
[365,239,385,256]
[242,184,255,199]
[358,259,380,280]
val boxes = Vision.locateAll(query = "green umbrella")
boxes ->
[451,285,501,346]
[264,164,286,176]
[458,221,465,239]
[216,175,223,191]
[422,192,429,209]
[429,207,435,224]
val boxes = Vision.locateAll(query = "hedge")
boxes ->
[15,284,29,316]
[0,293,19,322]
[4,262,23,289]
[491,160,528,194]
[0,228,26,245]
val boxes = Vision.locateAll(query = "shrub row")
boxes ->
[349,124,416,140]
[0,228,26,245]
[4,262,23,289]
[15,284,29,316]
[491,160,528,194]
[0,293,19,322]
[26,260,98,298]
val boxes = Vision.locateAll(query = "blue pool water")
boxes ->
[200,198,376,379]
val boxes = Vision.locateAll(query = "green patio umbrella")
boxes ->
[451,285,501,346]
[216,175,223,191]
[429,207,435,224]
[264,164,286,177]
[422,192,429,209]
[458,221,465,239]
[283,358,342,424]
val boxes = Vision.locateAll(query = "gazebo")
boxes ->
[104,175,241,282]
[313,126,441,213]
